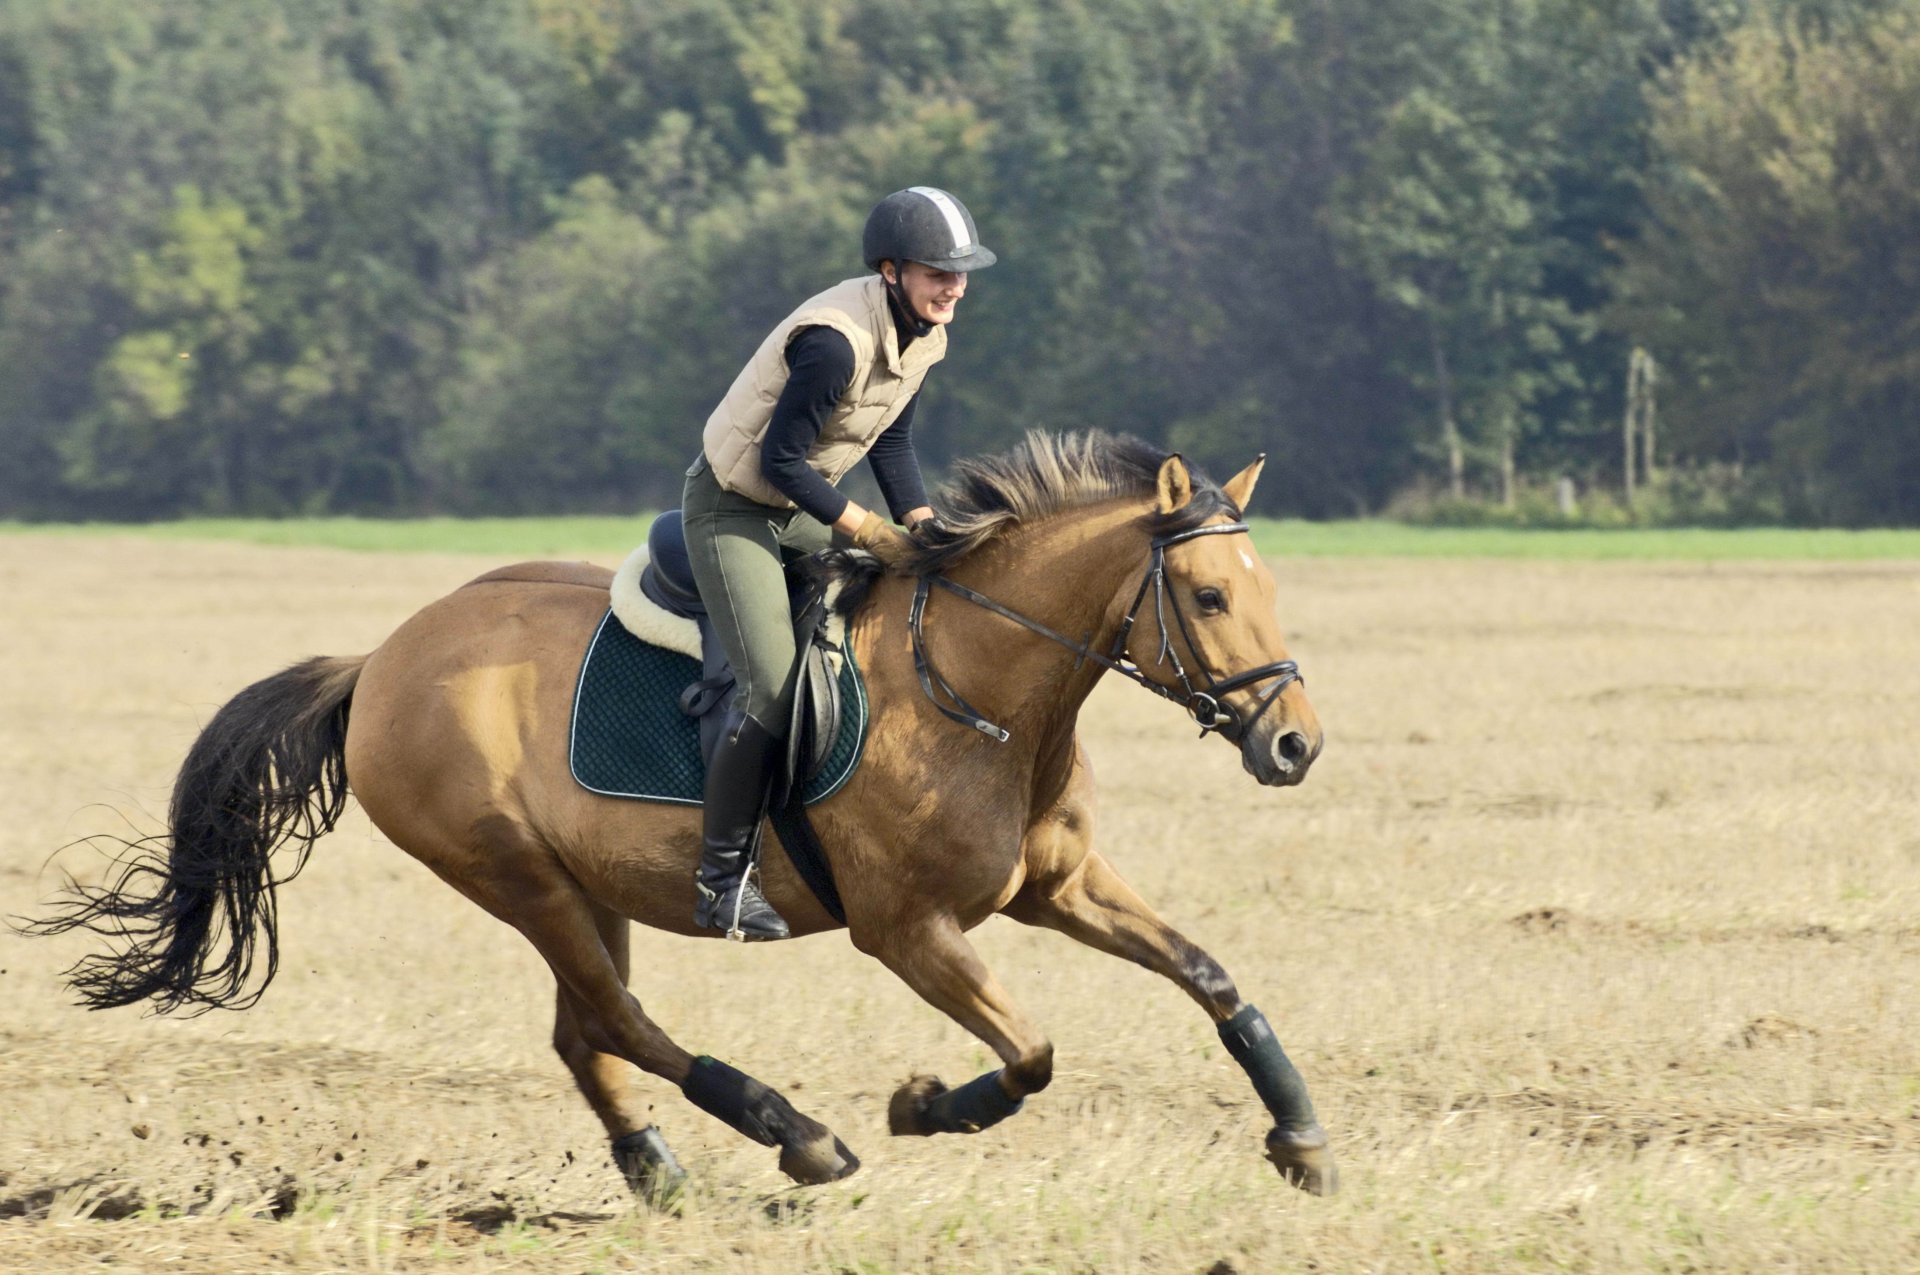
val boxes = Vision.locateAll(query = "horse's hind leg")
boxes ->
[552,901,687,1205]
[1004,846,1337,1195]
[492,837,859,1187]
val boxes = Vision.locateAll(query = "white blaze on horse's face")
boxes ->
[1142,454,1324,788]
[1170,529,1322,786]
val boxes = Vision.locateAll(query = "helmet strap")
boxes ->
[882,262,935,341]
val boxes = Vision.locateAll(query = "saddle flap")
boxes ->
[784,591,843,798]
[570,609,867,809]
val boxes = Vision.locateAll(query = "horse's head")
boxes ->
[1122,454,1323,787]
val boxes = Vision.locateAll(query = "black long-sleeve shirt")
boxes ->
[758,325,930,526]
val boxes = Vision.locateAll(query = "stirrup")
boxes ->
[694,873,789,942]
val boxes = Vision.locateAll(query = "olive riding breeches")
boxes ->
[681,458,834,734]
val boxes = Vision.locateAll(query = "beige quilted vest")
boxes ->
[703,275,946,509]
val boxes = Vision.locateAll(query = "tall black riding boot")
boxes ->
[693,709,790,941]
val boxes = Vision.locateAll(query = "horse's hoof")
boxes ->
[612,1126,689,1211]
[777,1132,861,1185]
[1265,1124,1339,1196]
[629,1164,688,1212]
[887,1074,949,1137]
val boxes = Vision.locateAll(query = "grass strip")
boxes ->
[1247,520,1920,560]
[4,516,1920,561]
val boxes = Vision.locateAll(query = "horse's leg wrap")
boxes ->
[1219,1005,1318,1132]
[929,1069,1025,1132]
[680,1056,860,1185]
[680,1055,795,1146]
[611,1126,687,1207]
[1220,1005,1337,1194]
[894,1069,1025,1136]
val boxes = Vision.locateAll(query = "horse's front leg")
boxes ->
[1005,847,1338,1195]
[853,914,1055,1139]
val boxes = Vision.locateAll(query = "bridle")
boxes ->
[908,521,1303,745]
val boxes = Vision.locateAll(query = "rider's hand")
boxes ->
[852,510,917,568]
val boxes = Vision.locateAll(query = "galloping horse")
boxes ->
[33,431,1336,1197]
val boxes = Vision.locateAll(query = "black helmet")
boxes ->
[862,187,997,273]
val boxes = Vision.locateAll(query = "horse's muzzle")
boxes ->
[1244,726,1319,787]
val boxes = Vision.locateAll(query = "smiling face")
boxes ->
[884,260,968,326]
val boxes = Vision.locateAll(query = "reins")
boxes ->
[908,521,1302,744]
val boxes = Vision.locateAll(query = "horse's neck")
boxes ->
[921,503,1147,749]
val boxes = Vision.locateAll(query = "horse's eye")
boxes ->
[1195,587,1226,613]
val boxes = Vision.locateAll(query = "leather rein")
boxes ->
[908,521,1302,745]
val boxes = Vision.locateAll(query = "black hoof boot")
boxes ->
[694,710,790,941]
[613,1126,688,1209]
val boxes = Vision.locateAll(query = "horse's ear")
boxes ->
[1222,454,1267,511]
[1155,455,1194,513]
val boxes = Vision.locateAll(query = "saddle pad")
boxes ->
[569,611,868,805]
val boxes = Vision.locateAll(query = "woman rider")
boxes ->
[683,187,997,940]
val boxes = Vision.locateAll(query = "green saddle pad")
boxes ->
[568,610,868,805]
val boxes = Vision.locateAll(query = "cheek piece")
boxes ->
[908,522,1303,745]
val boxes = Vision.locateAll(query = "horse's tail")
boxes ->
[26,655,365,1015]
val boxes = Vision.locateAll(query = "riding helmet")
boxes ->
[862,187,998,273]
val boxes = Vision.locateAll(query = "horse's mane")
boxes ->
[815,429,1240,615]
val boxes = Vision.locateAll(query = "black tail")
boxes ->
[24,655,365,1014]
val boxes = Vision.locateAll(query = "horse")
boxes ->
[30,430,1336,1199]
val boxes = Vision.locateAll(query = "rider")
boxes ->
[683,187,997,940]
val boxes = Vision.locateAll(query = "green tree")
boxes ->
[1331,0,1602,505]
[62,188,264,508]
[1611,8,1920,522]
[3,0,1906,522]
[430,177,671,511]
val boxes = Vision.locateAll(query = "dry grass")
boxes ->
[2,537,1917,1273]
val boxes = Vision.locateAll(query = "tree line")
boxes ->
[1,0,1914,525]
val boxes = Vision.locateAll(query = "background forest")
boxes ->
[1,0,1915,525]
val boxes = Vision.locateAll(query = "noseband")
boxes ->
[908,522,1303,744]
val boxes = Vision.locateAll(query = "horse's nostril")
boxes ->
[1275,732,1311,767]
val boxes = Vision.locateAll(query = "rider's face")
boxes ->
[887,261,967,326]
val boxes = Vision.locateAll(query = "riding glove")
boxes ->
[852,510,917,567]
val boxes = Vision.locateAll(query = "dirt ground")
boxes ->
[1,536,1916,1273]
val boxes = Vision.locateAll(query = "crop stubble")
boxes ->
[1,537,1916,1272]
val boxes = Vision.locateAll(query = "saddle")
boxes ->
[637,510,846,802]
